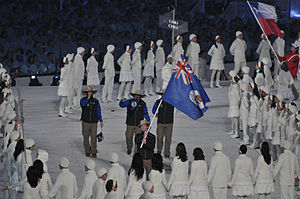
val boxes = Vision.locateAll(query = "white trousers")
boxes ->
[102,76,114,101]
[234,60,247,73]
[117,81,131,99]
[59,96,68,114]
[156,69,163,92]
[274,60,280,77]
[73,80,83,107]
[213,187,227,199]
[232,117,239,134]
[132,72,141,92]
[192,63,199,79]
[280,184,294,199]
[210,70,221,84]
[144,76,153,94]
[241,112,249,142]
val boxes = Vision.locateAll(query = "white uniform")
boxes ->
[172,43,184,64]
[143,48,155,95]
[228,83,240,136]
[124,170,146,199]
[73,54,85,107]
[167,157,189,197]
[161,62,173,90]
[186,41,200,76]
[188,160,209,199]
[240,90,249,143]
[272,37,285,77]
[208,43,226,87]
[107,163,126,199]
[86,56,100,86]
[58,64,71,116]
[254,155,274,195]
[278,70,294,99]
[274,149,300,199]
[78,170,97,199]
[40,172,53,199]
[101,51,115,102]
[67,62,75,110]
[117,51,133,99]
[104,191,118,199]
[131,49,142,92]
[149,169,167,199]
[230,38,247,73]
[207,151,231,199]
[92,178,106,199]
[48,169,78,199]
[256,40,271,67]
[155,47,165,92]
[23,181,42,199]
[229,154,254,197]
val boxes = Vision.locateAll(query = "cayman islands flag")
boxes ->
[162,55,210,120]
[247,1,282,37]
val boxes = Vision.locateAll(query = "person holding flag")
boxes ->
[230,31,247,73]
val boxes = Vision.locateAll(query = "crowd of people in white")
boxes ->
[1,29,300,199]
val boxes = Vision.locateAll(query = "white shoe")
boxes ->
[58,112,67,118]
[231,133,240,139]
[210,82,214,88]
[216,84,223,88]
[64,108,73,114]
[226,131,234,135]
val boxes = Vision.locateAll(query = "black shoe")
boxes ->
[127,150,132,155]
[157,151,161,154]
[165,155,170,158]
[92,154,97,158]
[86,153,90,157]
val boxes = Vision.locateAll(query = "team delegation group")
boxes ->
[2,30,300,199]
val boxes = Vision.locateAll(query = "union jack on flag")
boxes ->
[173,58,194,85]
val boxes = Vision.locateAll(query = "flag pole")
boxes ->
[246,1,281,64]
[171,9,175,50]
[140,98,163,148]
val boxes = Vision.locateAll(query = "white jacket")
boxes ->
[59,64,71,90]
[230,38,247,62]
[208,151,231,188]
[172,43,184,64]
[229,154,254,186]
[274,149,300,185]
[228,83,240,118]
[278,69,293,88]
[92,178,106,199]
[208,43,225,70]
[104,191,118,199]
[132,50,142,80]
[117,52,133,82]
[240,91,249,118]
[254,155,273,183]
[86,56,100,85]
[124,170,146,198]
[143,49,155,77]
[186,42,200,67]
[74,54,85,80]
[248,95,259,127]
[149,169,167,198]
[167,157,189,189]
[40,172,53,198]
[272,37,285,57]
[188,160,208,187]
[162,62,173,90]
[79,170,97,199]
[107,163,126,199]
[155,47,165,72]
[48,169,78,199]
[102,52,115,78]
[256,40,271,62]
[23,181,42,199]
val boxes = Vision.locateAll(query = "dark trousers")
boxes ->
[82,122,97,154]
[156,123,173,156]
[125,125,139,152]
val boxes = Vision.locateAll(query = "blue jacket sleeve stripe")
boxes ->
[97,102,103,122]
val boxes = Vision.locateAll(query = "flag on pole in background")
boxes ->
[162,55,210,120]
[158,10,188,35]
[247,1,282,37]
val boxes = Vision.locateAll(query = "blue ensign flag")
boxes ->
[162,55,210,120]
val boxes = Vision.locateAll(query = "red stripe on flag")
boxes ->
[257,17,282,37]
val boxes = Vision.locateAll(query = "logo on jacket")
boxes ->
[131,101,137,108]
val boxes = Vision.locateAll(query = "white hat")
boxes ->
[85,159,95,170]
[2,88,11,97]
[77,47,85,54]
[214,141,222,151]
[261,57,270,65]
[176,35,181,41]
[107,45,115,52]
[283,140,291,150]
[37,149,49,162]
[156,39,163,47]
[142,181,153,192]
[25,138,35,148]
[261,33,266,39]
[229,70,237,78]
[59,157,69,167]
[288,102,297,114]
[150,41,154,48]
[189,34,196,41]
[276,94,283,102]
[236,31,242,37]
[292,43,299,49]
[125,45,131,52]
[10,130,20,141]
[280,30,285,34]
[0,63,3,68]
[91,47,95,54]
[63,57,67,63]
[134,42,142,49]
[66,53,74,61]
[260,86,270,95]
[215,35,220,40]
[242,66,249,74]
[110,152,119,163]
[167,54,172,59]
[96,168,107,177]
